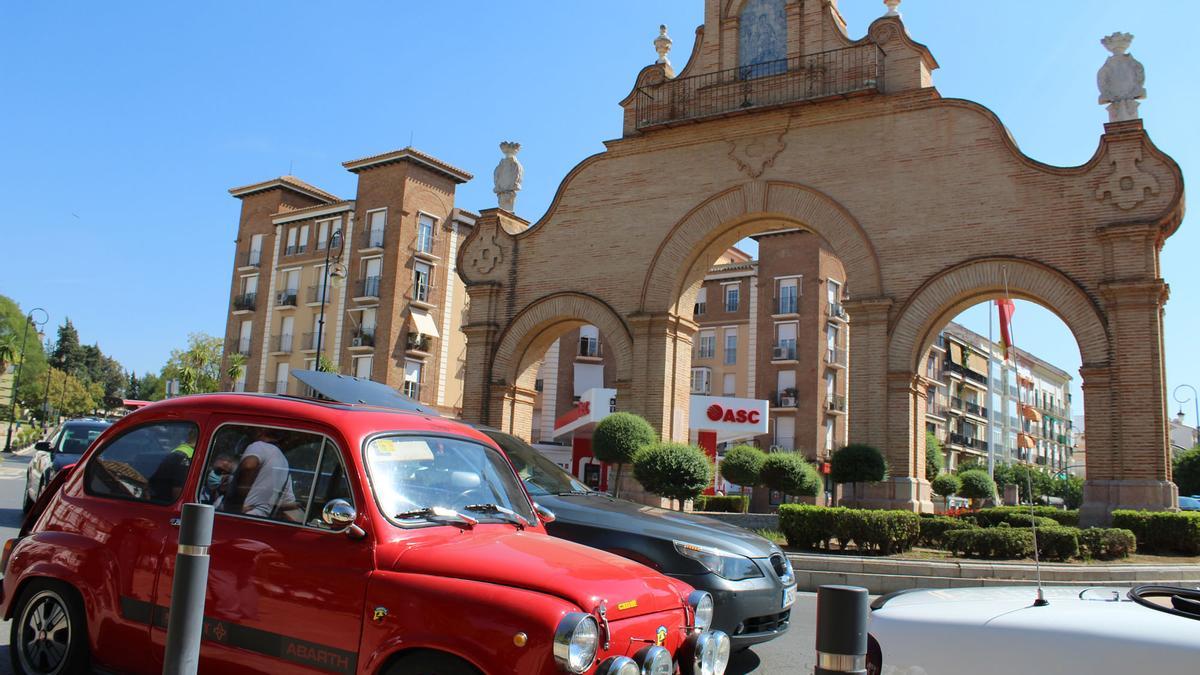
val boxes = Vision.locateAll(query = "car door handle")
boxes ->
[169,517,181,528]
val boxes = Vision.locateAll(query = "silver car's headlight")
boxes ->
[595,656,640,675]
[681,630,731,675]
[687,591,715,631]
[635,645,673,675]
[674,541,763,581]
[553,612,599,673]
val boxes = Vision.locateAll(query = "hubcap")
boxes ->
[19,591,71,674]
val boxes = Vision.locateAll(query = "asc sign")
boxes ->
[689,395,770,441]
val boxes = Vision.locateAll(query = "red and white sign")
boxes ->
[689,395,770,442]
[553,388,617,438]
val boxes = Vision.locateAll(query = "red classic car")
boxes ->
[1,393,731,675]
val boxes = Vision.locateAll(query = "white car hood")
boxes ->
[870,587,1200,675]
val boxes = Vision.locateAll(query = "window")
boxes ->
[198,424,353,530]
[691,367,711,395]
[723,372,736,396]
[826,324,839,362]
[367,209,386,248]
[275,362,289,394]
[238,320,252,356]
[697,330,716,359]
[774,416,795,450]
[284,269,300,295]
[85,421,200,505]
[827,279,841,307]
[579,325,601,358]
[775,322,797,360]
[243,275,258,295]
[694,287,707,316]
[724,284,740,312]
[317,220,331,250]
[361,308,377,335]
[278,316,294,353]
[413,261,433,303]
[354,355,373,380]
[403,359,423,399]
[297,224,310,254]
[777,370,796,402]
[249,234,264,265]
[724,327,738,365]
[361,258,382,298]
[825,418,835,451]
[777,278,798,314]
[417,214,435,254]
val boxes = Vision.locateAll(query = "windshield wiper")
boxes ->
[395,506,478,529]
[463,503,530,529]
[555,490,590,496]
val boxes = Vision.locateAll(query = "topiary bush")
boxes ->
[592,412,656,497]
[631,442,713,509]
[760,452,822,498]
[1033,526,1081,561]
[720,445,766,488]
[778,505,920,555]
[945,527,1035,559]
[957,469,997,503]
[931,473,961,509]
[693,495,749,513]
[830,444,888,485]
[1078,527,1137,560]
[918,515,978,548]
[1111,510,1200,555]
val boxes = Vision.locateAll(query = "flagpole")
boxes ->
[988,300,995,481]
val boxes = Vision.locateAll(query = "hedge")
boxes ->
[957,507,1079,527]
[1033,526,1080,561]
[963,509,1059,530]
[779,505,920,555]
[945,527,1035,559]
[1111,510,1200,555]
[694,495,749,513]
[1078,528,1137,560]
[918,516,978,548]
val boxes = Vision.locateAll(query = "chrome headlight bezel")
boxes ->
[687,590,715,632]
[596,655,640,675]
[680,630,731,675]
[674,540,764,581]
[634,644,673,675]
[553,612,599,674]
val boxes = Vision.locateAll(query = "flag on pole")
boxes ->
[996,299,1015,361]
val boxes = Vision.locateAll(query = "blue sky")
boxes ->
[1,1,1196,423]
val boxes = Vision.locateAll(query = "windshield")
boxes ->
[364,434,536,526]
[484,430,589,497]
[58,423,110,454]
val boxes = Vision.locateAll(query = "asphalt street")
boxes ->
[0,448,817,674]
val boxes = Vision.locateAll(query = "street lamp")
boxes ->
[40,336,54,431]
[314,229,345,371]
[4,307,49,453]
[1174,384,1199,446]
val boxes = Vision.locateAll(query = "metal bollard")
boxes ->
[814,585,869,675]
[163,503,214,675]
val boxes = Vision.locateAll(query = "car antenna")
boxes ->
[1027,471,1048,607]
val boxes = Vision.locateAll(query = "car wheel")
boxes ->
[9,580,89,675]
[384,650,482,675]
[22,485,33,513]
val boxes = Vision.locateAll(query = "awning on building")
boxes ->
[409,308,440,338]
[1020,403,1042,422]
[1018,432,1037,449]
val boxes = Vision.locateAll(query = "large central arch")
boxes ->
[457,3,1184,521]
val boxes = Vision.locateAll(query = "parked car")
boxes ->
[3,393,731,675]
[481,428,796,651]
[22,418,111,511]
[1179,496,1200,511]
[867,586,1200,673]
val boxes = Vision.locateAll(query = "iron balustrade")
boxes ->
[240,250,262,268]
[275,380,289,395]
[357,276,381,299]
[774,296,798,315]
[271,334,294,354]
[773,343,797,361]
[946,361,988,385]
[276,290,298,307]
[634,43,884,130]
[406,333,432,353]
[233,293,257,312]
[828,302,847,320]
[366,229,385,248]
[773,390,799,407]
[826,394,847,413]
[825,348,847,367]
[413,279,433,304]
[307,285,331,305]
[579,336,602,358]
[300,333,317,351]
[351,329,376,348]
[228,337,252,356]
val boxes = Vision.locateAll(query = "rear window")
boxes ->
[57,423,109,454]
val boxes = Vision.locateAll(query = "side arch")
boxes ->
[491,292,635,388]
[888,257,1111,373]
[639,181,885,315]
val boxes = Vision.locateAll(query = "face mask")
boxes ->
[206,471,224,492]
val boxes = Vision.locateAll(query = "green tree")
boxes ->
[925,432,943,481]
[957,469,997,505]
[719,445,766,488]
[1173,447,1200,497]
[126,372,141,400]
[139,372,164,401]
[162,333,224,395]
[1050,474,1084,509]
[225,352,248,391]
[993,463,1054,504]
[631,442,713,510]
[830,444,887,504]
[760,452,821,499]
[0,296,49,420]
[40,368,98,419]
[50,319,82,371]
[931,473,962,509]
[0,332,17,375]
[592,412,656,498]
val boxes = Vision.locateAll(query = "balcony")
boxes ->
[270,334,294,354]
[363,229,385,250]
[948,432,987,451]
[633,43,884,130]
[275,290,298,308]
[299,332,319,352]
[275,380,289,395]
[772,390,798,408]
[307,285,332,306]
[355,276,381,301]
[228,337,252,356]
[827,302,847,321]
[350,329,376,349]
[946,361,988,386]
[825,348,847,368]
[232,293,257,312]
[825,394,847,414]
[579,336,602,359]
[773,297,798,315]
[772,342,797,362]
[950,397,988,419]
[284,244,307,257]
[406,332,432,354]
[238,250,263,269]
[412,279,434,306]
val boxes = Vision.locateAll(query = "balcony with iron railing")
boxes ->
[232,293,257,312]
[239,250,263,269]
[284,244,307,257]
[827,302,847,321]
[579,336,602,359]
[275,289,298,308]
[946,361,988,386]
[299,332,318,352]
[275,380,289,395]
[948,433,987,451]
[307,285,332,305]
[406,332,432,354]
[228,337,252,356]
[355,276,381,300]
[363,229,385,250]
[826,394,846,414]
[950,397,988,419]
[772,390,799,408]
[350,329,376,349]
[773,296,798,315]
[412,279,434,306]
[270,334,294,354]
[825,348,847,368]
[633,43,885,130]
[772,342,797,362]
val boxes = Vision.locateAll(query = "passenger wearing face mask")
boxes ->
[203,454,236,505]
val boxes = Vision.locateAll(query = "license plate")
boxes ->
[782,585,796,609]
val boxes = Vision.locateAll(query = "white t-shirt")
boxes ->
[242,441,295,517]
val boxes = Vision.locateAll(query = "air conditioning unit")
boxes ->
[773,346,790,360]
[779,396,796,407]
[351,337,364,347]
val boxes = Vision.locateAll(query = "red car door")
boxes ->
[63,415,208,674]
[148,418,372,674]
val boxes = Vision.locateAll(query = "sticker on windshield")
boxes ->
[369,438,435,462]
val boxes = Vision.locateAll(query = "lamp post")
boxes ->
[314,229,345,371]
[40,336,55,431]
[1175,384,1200,447]
[4,307,49,453]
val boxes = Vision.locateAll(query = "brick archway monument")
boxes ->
[458,2,1183,521]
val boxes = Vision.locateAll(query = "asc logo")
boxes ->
[706,403,761,424]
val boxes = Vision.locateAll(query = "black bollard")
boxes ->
[814,585,869,675]
[163,503,214,675]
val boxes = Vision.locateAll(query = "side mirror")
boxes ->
[534,502,556,524]
[322,499,366,539]
[34,441,51,452]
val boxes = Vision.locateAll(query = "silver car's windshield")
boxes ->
[364,434,535,527]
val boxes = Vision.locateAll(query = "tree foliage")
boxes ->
[830,444,887,485]
[1173,447,1200,497]
[925,432,943,481]
[0,295,49,418]
[50,319,82,371]
[162,332,223,395]
[632,442,713,509]
[760,452,821,497]
[957,469,997,502]
[593,412,656,498]
[931,473,962,506]
[39,368,101,418]
[720,445,766,487]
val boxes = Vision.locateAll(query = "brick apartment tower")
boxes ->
[221,148,476,414]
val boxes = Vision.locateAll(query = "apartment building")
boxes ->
[221,148,475,415]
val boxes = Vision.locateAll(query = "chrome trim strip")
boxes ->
[816,651,866,672]
[177,544,209,556]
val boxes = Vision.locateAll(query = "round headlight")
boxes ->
[596,656,641,675]
[712,631,731,674]
[688,591,715,631]
[635,645,673,675]
[553,613,599,674]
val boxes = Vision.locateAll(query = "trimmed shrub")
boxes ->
[1112,510,1200,555]
[760,452,821,498]
[918,515,977,548]
[1034,526,1080,562]
[720,445,766,488]
[632,442,713,509]
[964,506,1079,527]
[946,527,1035,559]
[966,508,1058,529]
[1079,528,1137,560]
[925,432,943,481]
[931,474,961,507]
[694,495,749,513]
[957,469,997,502]
[830,444,888,485]
[778,505,920,555]
[592,412,656,497]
